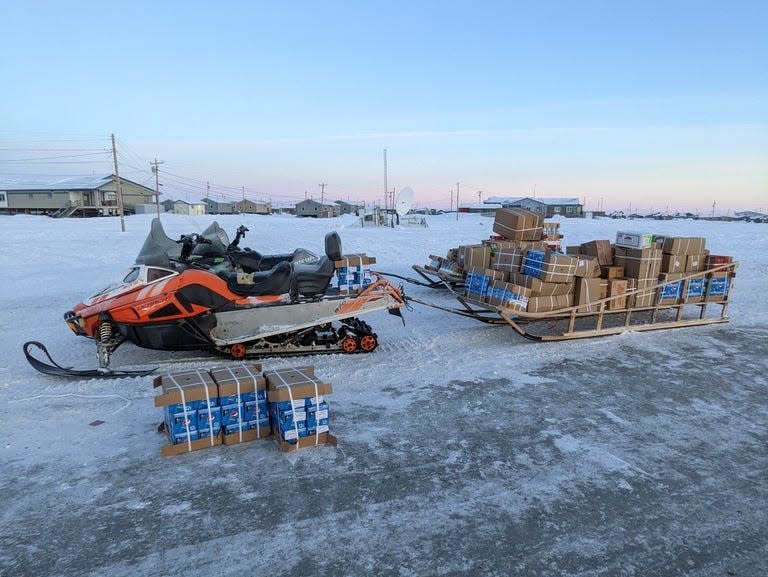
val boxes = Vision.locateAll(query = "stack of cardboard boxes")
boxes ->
[155,363,335,456]
[438,212,735,314]
[334,253,376,293]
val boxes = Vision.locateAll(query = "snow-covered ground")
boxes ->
[1,212,766,576]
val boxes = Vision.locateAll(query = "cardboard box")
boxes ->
[521,251,578,283]
[609,279,628,310]
[464,267,492,300]
[222,420,271,445]
[153,369,218,408]
[333,254,376,268]
[526,294,573,313]
[600,266,624,280]
[573,255,601,278]
[705,273,730,302]
[210,363,265,397]
[681,277,706,303]
[508,272,575,296]
[627,278,657,308]
[706,255,733,268]
[685,254,705,273]
[575,277,602,313]
[599,279,610,300]
[615,231,654,249]
[486,280,532,310]
[661,237,706,255]
[492,208,544,241]
[662,253,686,274]
[458,245,492,270]
[580,240,613,266]
[658,273,685,304]
[622,248,662,280]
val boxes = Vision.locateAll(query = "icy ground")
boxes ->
[0,212,766,577]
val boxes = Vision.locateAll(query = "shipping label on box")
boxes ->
[492,208,544,241]
[661,237,706,255]
[580,240,613,266]
[616,231,654,249]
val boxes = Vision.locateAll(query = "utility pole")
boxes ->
[477,190,482,205]
[242,186,245,201]
[319,183,327,217]
[150,158,164,219]
[712,201,716,217]
[456,182,460,221]
[110,133,125,232]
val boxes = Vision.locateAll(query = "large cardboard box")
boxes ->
[209,364,271,445]
[573,255,601,278]
[458,245,492,270]
[492,208,544,241]
[486,280,532,310]
[526,293,573,313]
[508,272,575,296]
[681,277,706,303]
[521,251,578,283]
[662,237,706,255]
[333,254,376,268]
[623,248,662,280]
[575,277,602,313]
[464,267,493,300]
[615,231,654,249]
[662,253,685,274]
[580,240,613,266]
[609,279,628,310]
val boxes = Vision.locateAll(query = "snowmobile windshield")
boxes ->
[192,221,230,257]
[134,218,181,268]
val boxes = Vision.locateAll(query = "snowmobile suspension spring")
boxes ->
[99,323,113,342]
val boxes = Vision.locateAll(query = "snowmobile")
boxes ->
[24,219,406,378]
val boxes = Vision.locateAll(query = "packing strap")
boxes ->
[196,369,216,447]
[167,374,193,452]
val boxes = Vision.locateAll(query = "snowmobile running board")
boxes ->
[23,341,157,379]
[408,263,737,341]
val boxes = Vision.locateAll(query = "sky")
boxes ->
[1,1,766,213]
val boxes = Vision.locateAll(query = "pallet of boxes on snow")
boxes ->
[155,363,335,456]
[443,207,735,314]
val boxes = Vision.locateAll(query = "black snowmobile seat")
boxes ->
[292,232,342,298]
[221,260,292,297]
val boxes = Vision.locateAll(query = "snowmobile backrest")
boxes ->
[325,232,342,261]
[292,257,335,298]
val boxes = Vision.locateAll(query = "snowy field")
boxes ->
[1,212,766,577]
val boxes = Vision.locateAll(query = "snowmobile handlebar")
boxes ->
[228,225,249,250]
[176,233,212,261]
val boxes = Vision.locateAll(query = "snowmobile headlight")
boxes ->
[64,311,86,335]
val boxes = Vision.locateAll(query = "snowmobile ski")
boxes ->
[23,341,156,379]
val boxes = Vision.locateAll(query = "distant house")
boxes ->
[162,199,206,216]
[233,199,271,215]
[458,202,503,216]
[295,199,340,218]
[201,197,234,214]
[335,200,364,215]
[0,174,155,217]
[485,196,584,218]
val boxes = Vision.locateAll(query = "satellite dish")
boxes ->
[395,186,414,217]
